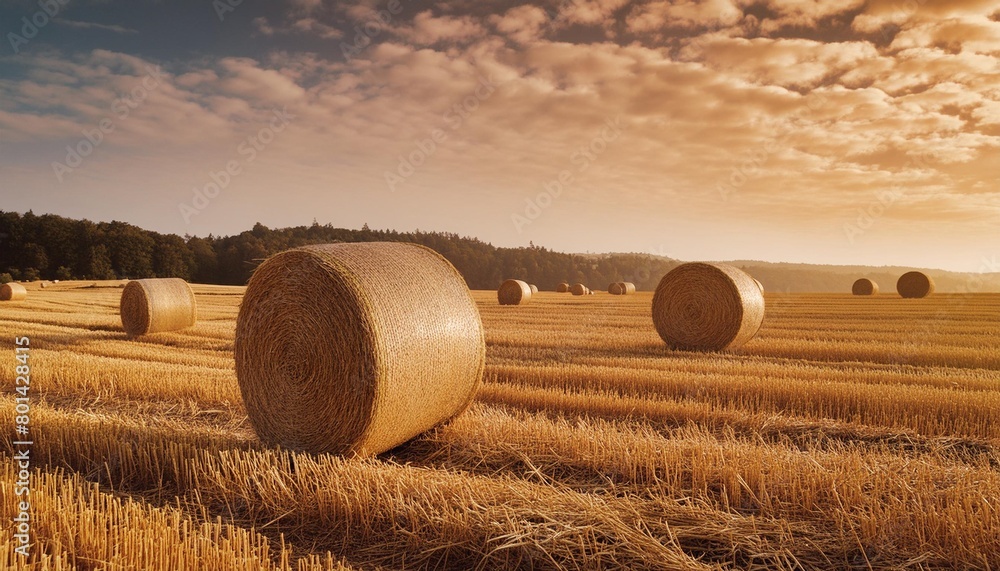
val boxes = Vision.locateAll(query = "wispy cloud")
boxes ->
[55,19,139,35]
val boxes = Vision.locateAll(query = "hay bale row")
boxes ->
[652,262,765,352]
[571,283,591,296]
[897,271,934,298]
[608,282,636,295]
[852,278,878,296]
[498,279,532,305]
[556,282,570,293]
[119,278,197,336]
[235,242,485,457]
[1,283,27,301]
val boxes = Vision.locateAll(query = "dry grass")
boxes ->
[1,283,999,569]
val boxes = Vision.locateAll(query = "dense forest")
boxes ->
[0,211,677,291]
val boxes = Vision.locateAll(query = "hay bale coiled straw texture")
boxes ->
[651,262,765,352]
[852,278,879,296]
[897,271,934,298]
[498,279,532,306]
[119,278,197,336]
[556,282,570,293]
[1,282,27,301]
[571,283,589,296]
[235,242,486,457]
[753,279,764,293]
[529,284,539,295]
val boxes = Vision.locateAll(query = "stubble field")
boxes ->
[2,282,999,570]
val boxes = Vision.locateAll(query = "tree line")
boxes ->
[0,211,677,291]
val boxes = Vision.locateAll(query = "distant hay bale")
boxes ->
[498,279,532,305]
[40,282,48,289]
[235,242,486,457]
[897,271,934,299]
[571,283,588,296]
[1,283,27,301]
[119,278,197,336]
[556,282,570,293]
[852,278,879,296]
[610,282,636,295]
[529,284,539,295]
[651,262,765,352]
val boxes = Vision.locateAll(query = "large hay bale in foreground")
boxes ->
[897,271,934,298]
[1,283,27,301]
[556,282,570,293]
[529,284,539,295]
[119,278,197,336]
[652,263,765,352]
[235,242,486,457]
[571,283,588,296]
[852,278,879,296]
[498,279,532,305]
[752,279,763,293]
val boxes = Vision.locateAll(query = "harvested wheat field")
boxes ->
[2,282,1000,570]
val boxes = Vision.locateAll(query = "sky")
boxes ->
[1,0,999,272]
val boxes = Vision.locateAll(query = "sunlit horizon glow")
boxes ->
[1,0,998,273]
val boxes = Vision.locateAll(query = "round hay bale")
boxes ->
[571,283,588,296]
[609,282,624,295]
[119,278,197,336]
[235,242,486,457]
[852,278,878,296]
[498,279,532,305]
[1,282,27,301]
[651,262,765,352]
[529,284,539,295]
[40,282,48,289]
[556,282,570,293]
[623,282,636,295]
[897,271,934,298]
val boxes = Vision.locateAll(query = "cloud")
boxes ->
[626,0,743,33]
[392,11,484,45]
[489,5,551,44]
[556,0,630,26]
[55,19,139,34]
